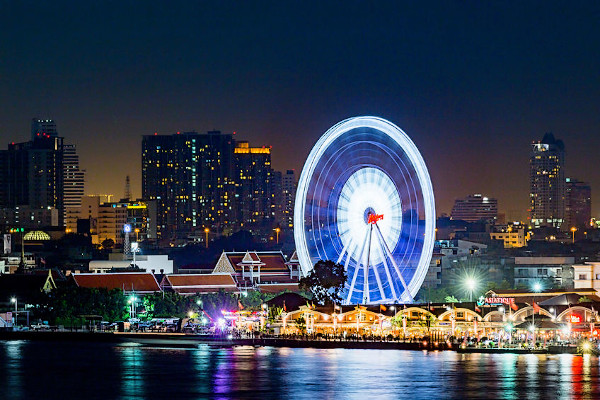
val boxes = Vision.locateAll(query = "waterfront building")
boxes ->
[529,133,566,229]
[565,178,591,230]
[261,288,600,340]
[72,272,161,294]
[212,250,302,292]
[160,274,237,295]
[450,194,498,223]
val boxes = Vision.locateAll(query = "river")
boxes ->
[0,340,598,399]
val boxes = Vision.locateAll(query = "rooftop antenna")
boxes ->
[124,175,131,201]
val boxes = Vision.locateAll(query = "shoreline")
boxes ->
[0,331,582,354]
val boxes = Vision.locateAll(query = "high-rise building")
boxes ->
[450,194,498,223]
[233,141,275,235]
[529,133,565,229]
[282,169,297,229]
[141,131,236,238]
[63,144,85,221]
[31,118,58,140]
[1,119,65,225]
[565,178,591,230]
[271,170,283,227]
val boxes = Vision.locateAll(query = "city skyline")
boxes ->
[1,2,599,219]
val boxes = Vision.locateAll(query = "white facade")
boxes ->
[89,254,174,274]
[513,256,574,287]
[573,262,600,293]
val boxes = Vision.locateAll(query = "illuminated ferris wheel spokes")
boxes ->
[294,116,436,304]
[342,212,414,304]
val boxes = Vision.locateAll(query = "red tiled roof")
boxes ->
[257,254,289,272]
[227,252,290,273]
[73,273,160,293]
[258,283,301,293]
[166,274,236,287]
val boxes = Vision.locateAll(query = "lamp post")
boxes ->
[196,299,204,324]
[466,278,476,302]
[131,242,139,268]
[274,227,280,244]
[128,296,138,319]
[571,227,577,244]
[204,228,210,249]
[532,282,542,346]
[390,306,396,336]
[10,297,17,327]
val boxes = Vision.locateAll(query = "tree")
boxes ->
[101,238,115,250]
[299,260,347,305]
[40,286,128,326]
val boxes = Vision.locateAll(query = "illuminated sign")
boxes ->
[477,297,516,307]
[367,214,384,224]
[123,224,131,233]
[569,315,581,324]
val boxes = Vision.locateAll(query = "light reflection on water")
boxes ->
[0,341,599,399]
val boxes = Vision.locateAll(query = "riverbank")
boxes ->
[0,331,583,354]
[0,330,448,350]
[457,345,579,354]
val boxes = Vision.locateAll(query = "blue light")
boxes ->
[294,116,436,304]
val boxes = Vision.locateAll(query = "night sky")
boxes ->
[1,2,599,219]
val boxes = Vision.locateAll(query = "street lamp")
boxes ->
[131,242,140,268]
[204,228,210,248]
[10,297,17,327]
[571,227,577,244]
[274,227,280,244]
[128,296,138,319]
[531,282,542,346]
[466,278,476,302]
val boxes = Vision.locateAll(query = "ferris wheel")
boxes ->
[294,116,436,304]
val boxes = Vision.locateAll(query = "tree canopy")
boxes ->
[299,260,347,305]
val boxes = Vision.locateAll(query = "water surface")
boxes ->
[0,341,598,399]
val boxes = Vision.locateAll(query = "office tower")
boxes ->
[233,141,274,234]
[271,170,283,226]
[141,130,235,238]
[1,119,65,225]
[450,194,498,223]
[529,133,565,229]
[565,178,591,230]
[198,131,236,235]
[63,144,85,224]
[282,169,297,229]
